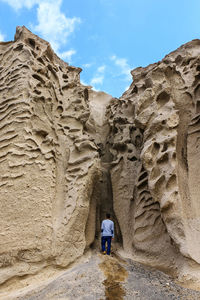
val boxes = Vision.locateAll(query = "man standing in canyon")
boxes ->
[101,213,114,255]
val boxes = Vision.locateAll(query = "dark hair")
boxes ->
[106,213,111,219]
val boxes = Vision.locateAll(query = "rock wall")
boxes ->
[105,97,178,273]
[106,39,200,279]
[1,26,200,286]
[0,26,102,284]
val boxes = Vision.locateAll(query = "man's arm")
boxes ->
[111,221,114,238]
[101,220,104,234]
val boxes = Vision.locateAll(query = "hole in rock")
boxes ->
[32,74,45,84]
[115,117,127,125]
[84,88,89,101]
[166,175,177,190]
[131,85,138,94]
[56,106,63,114]
[128,156,137,162]
[138,172,148,181]
[113,126,118,134]
[31,50,37,58]
[156,91,170,107]
[135,135,142,147]
[62,73,68,79]
[172,152,176,160]
[157,152,168,164]
[154,175,165,192]
[14,44,23,51]
[35,129,48,139]
[45,45,54,62]
[137,179,148,190]
[28,38,35,49]
[193,74,200,87]
[153,142,160,150]
[150,166,161,180]
[162,142,168,152]
[196,101,200,113]
[113,143,127,152]
[175,55,183,64]
[194,85,200,98]
[37,57,45,65]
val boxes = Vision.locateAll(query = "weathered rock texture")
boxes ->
[1,26,200,292]
[0,26,104,284]
[106,39,200,280]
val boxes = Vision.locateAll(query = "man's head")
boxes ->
[106,213,111,219]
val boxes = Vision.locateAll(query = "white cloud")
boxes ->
[92,86,100,92]
[34,0,81,52]
[80,79,89,86]
[0,0,38,10]
[58,49,76,63]
[82,63,92,68]
[1,0,81,54]
[0,31,5,41]
[97,65,106,73]
[90,64,106,87]
[111,55,132,81]
[91,75,104,85]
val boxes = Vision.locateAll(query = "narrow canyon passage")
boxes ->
[2,27,200,298]
[84,90,123,250]
[85,162,123,251]
[96,164,122,245]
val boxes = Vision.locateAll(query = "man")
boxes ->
[101,213,114,255]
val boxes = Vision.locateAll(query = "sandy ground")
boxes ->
[1,250,200,300]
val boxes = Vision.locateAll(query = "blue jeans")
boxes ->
[101,236,112,255]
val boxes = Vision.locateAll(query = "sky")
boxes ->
[0,0,200,97]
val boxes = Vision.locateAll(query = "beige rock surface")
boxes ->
[106,39,200,281]
[1,26,200,296]
[0,26,104,284]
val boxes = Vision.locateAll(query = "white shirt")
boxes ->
[101,219,114,238]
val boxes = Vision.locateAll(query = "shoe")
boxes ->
[103,251,106,255]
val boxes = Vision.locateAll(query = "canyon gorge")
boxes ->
[1,26,200,299]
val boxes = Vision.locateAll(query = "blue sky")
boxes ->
[0,0,200,97]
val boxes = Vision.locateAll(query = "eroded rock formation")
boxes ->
[106,40,200,279]
[1,26,200,290]
[0,26,103,284]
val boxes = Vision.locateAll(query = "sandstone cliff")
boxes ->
[0,26,104,284]
[1,27,200,292]
[107,40,200,280]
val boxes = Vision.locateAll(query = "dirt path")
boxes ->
[1,252,200,299]
[99,253,200,300]
[99,254,128,300]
